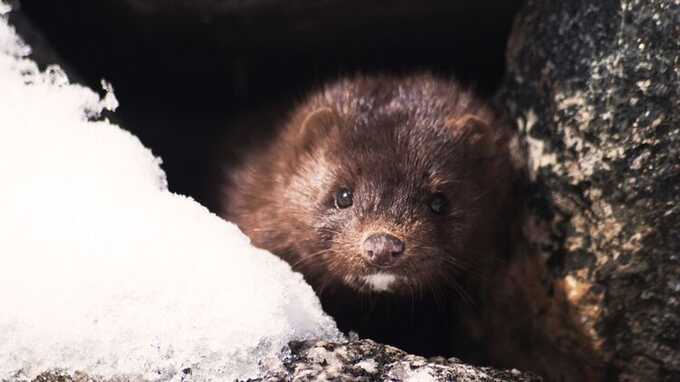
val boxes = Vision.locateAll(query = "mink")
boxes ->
[219,73,522,360]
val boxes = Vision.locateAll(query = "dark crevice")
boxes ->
[14,0,523,211]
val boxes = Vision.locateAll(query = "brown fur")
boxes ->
[219,73,525,357]
[222,73,517,290]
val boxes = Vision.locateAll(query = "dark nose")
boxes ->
[362,233,405,267]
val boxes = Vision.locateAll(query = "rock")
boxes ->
[498,0,680,380]
[257,339,541,382]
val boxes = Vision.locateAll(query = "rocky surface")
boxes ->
[26,339,540,382]
[499,0,680,380]
[258,339,540,382]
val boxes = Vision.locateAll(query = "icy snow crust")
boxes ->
[0,6,340,381]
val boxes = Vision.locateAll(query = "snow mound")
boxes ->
[0,5,340,381]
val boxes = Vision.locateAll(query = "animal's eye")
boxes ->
[429,193,448,214]
[335,188,354,209]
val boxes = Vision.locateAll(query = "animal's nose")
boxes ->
[362,233,405,268]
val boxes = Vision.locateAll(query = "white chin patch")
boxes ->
[360,272,397,292]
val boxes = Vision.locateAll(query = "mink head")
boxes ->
[224,74,519,296]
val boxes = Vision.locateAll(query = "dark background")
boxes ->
[12,0,523,211]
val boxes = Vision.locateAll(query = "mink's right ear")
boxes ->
[446,114,499,159]
[296,107,339,150]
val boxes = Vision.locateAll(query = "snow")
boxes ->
[0,4,340,381]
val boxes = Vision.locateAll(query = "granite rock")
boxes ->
[253,339,540,382]
[499,0,680,380]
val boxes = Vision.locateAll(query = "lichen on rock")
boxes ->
[499,0,680,379]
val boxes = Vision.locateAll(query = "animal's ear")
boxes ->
[297,107,340,149]
[447,114,498,159]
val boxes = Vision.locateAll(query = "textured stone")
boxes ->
[257,339,540,382]
[498,0,680,380]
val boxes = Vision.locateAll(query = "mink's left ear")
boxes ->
[447,114,499,159]
[296,106,340,151]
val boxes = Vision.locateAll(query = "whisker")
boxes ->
[290,249,334,269]
[449,278,476,308]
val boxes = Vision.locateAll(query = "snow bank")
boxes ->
[0,4,340,381]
